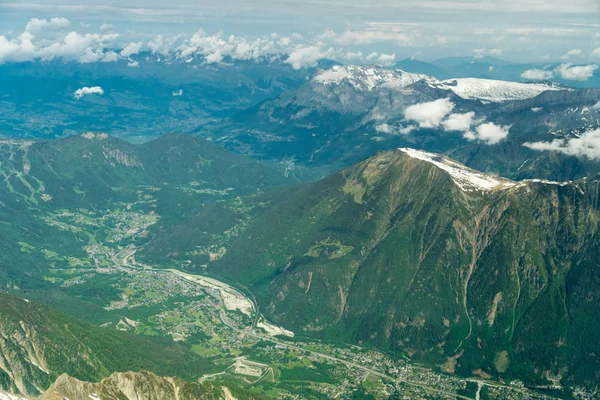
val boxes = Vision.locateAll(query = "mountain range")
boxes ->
[203,64,600,182]
[0,54,600,399]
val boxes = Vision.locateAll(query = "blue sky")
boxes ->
[1,0,600,64]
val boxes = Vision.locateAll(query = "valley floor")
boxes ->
[7,188,571,399]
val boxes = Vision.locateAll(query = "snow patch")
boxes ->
[312,65,561,102]
[398,148,517,192]
[81,132,108,140]
[432,78,561,102]
[313,65,428,91]
[523,179,571,186]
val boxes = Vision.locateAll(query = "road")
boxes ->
[119,249,552,400]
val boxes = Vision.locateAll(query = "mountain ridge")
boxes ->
[198,147,600,389]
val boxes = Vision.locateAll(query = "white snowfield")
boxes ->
[399,148,578,192]
[314,65,429,91]
[313,65,562,102]
[433,78,561,102]
[399,148,517,191]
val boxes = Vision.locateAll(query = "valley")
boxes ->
[1,7,600,400]
[0,144,566,398]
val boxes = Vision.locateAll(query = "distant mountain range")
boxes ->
[0,54,599,398]
[204,64,600,181]
[394,57,600,88]
[0,56,325,141]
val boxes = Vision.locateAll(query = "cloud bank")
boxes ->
[521,63,598,81]
[524,129,600,159]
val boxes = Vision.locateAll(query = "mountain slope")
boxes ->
[206,148,600,389]
[40,371,224,400]
[0,293,217,397]
[0,132,288,210]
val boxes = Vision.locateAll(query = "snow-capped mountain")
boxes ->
[206,64,600,181]
[313,65,431,92]
[311,65,562,102]
[432,77,562,102]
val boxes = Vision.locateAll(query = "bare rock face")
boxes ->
[40,371,221,400]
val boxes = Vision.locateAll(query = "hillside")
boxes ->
[0,133,291,310]
[203,148,600,389]
[40,371,231,400]
[0,132,289,210]
[0,293,217,397]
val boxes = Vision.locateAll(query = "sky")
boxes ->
[1,0,600,66]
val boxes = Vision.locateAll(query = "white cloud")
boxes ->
[561,49,583,59]
[335,29,411,46]
[25,17,70,33]
[101,51,119,62]
[285,46,326,69]
[172,89,183,96]
[593,48,600,58]
[147,34,183,56]
[473,48,503,58]
[37,32,107,63]
[343,51,363,60]
[464,122,510,144]
[404,98,455,129]
[399,125,417,134]
[74,86,104,99]
[375,124,415,135]
[592,101,600,110]
[442,112,475,132]
[127,60,139,67]
[521,68,554,80]
[377,53,396,66]
[366,52,379,61]
[375,124,393,134]
[178,29,277,64]
[120,41,143,57]
[524,128,600,159]
[100,23,115,32]
[205,51,223,64]
[0,28,121,64]
[556,63,598,81]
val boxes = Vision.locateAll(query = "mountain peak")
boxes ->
[80,132,109,140]
[313,65,430,91]
[311,65,563,102]
[398,147,517,192]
